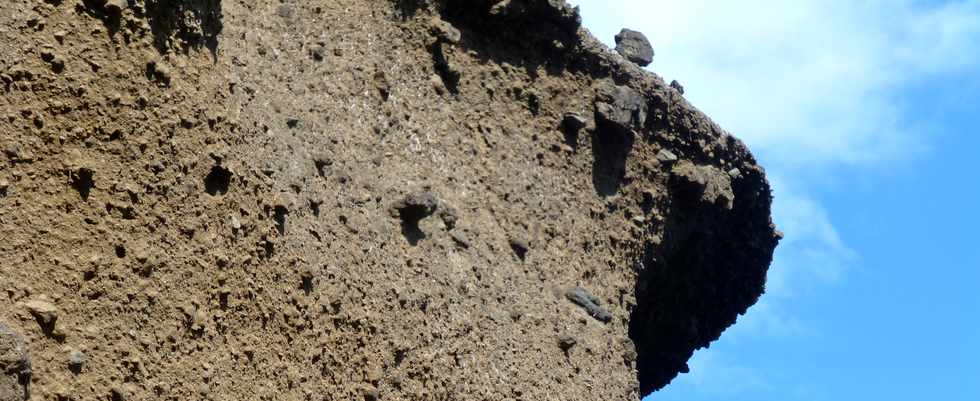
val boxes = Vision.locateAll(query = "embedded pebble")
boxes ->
[69,349,87,370]
[565,287,613,323]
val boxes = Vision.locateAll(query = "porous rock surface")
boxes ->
[0,0,779,400]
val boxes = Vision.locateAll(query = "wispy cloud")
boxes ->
[767,175,857,298]
[674,348,773,397]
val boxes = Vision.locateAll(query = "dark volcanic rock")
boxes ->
[671,161,735,210]
[615,28,654,66]
[565,287,613,323]
[595,84,648,134]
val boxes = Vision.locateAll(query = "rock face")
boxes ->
[0,0,778,400]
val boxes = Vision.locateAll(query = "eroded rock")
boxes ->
[429,17,461,44]
[595,84,647,134]
[671,161,735,210]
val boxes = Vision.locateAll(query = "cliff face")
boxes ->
[0,1,779,400]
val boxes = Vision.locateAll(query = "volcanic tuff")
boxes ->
[0,0,779,400]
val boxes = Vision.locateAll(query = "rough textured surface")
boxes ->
[0,0,778,400]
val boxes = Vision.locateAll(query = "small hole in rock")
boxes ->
[313,158,331,178]
[204,165,232,196]
[509,238,529,261]
[71,168,95,201]
[641,191,655,214]
[394,349,407,366]
[394,193,438,246]
[274,206,288,235]
[115,245,126,258]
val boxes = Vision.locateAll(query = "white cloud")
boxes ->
[726,298,809,341]
[766,174,857,298]
[569,0,980,167]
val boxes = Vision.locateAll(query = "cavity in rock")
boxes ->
[391,192,439,245]
[274,205,288,235]
[509,237,529,261]
[204,165,232,196]
[70,168,95,201]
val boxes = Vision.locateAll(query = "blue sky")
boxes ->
[569,1,980,399]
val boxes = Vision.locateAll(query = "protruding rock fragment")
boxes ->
[449,230,471,249]
[565,287,612,323]
[595,85,647,134]
[558,334,577,351]
[23,299,59,329]
[670,80,685,95]
[68,349,86,372]
[429,17,461,44]
[656,149,678,164]
[104,0,127,13]
[191,308,209,332]
[562,112,587,131]
[391,192,439,221]
[86,0,126,13]
[276,4,294,19]
[148,61,172,85]
[561,112,587,147]
[438,204,459,229]
[0,145,21,161]
[0,322,31,401]
[361,385,380,401]
[110,385,128,401]
[489,0,527,17]
[430,74,447,95]
[40,50,65,72]
[614,29,654,66]
[488,0,582,31]
[671,161,735,210]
